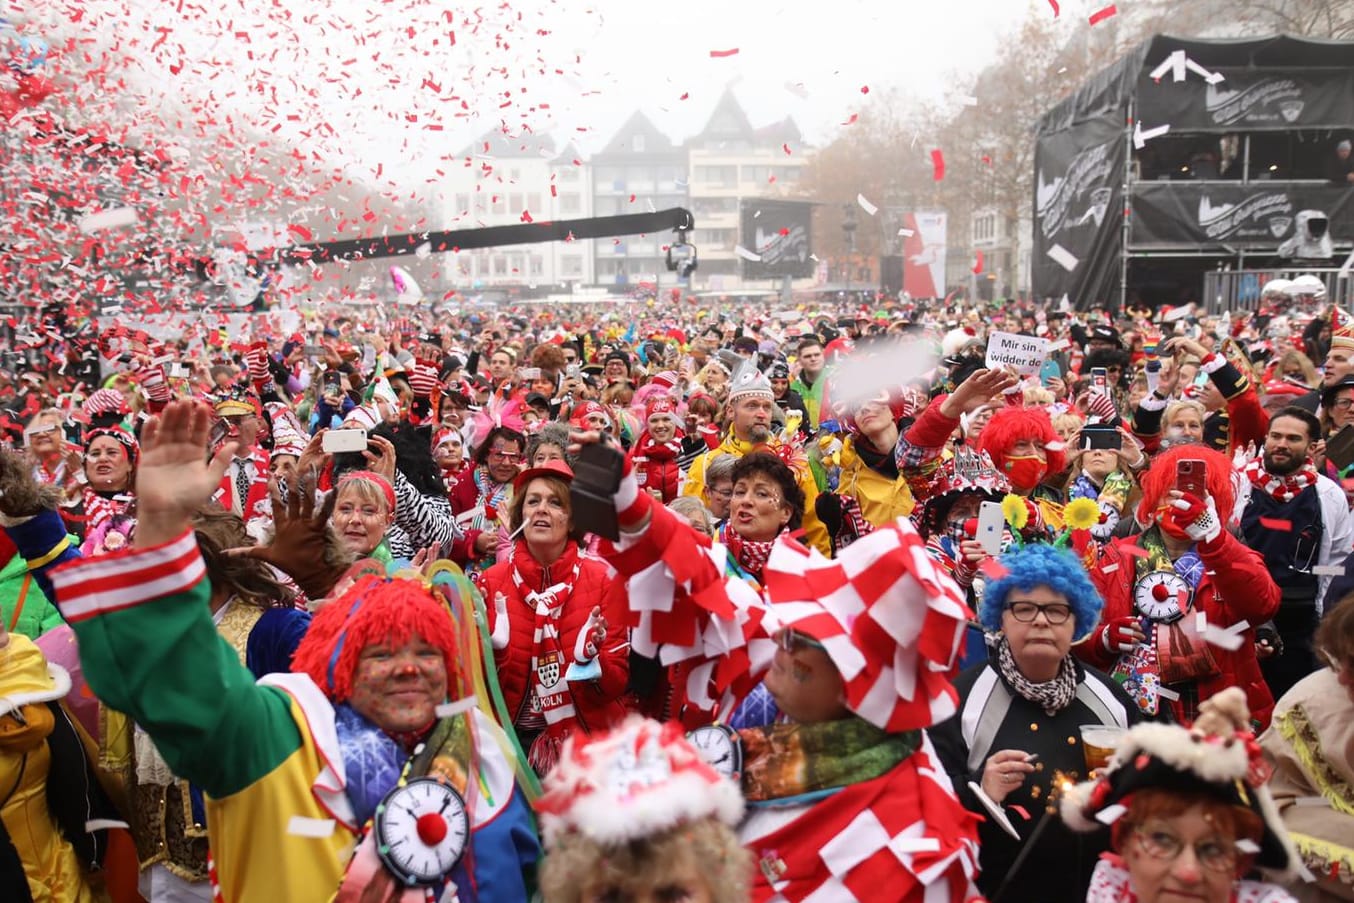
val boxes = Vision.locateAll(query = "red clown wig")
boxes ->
[978,406,1066,474]
[1134,444,1235,526]
[291,575,460,702]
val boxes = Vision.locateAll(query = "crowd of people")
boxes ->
[0,281,1352,903]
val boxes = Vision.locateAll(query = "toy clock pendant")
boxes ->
[687,724,743,780]
[1133,571,1189,623]
[374,777,470,887]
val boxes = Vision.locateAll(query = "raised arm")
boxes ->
[45,401,303,798]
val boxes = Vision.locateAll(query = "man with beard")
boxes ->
[1241,406,1352,698]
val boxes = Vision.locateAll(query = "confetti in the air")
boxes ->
[856,194,878,216]
[972,251,984,275]
[1047,0,1060,17]
[1047,244,1080,272]
[1088,4,1118,25]
[709,48,740,58]
[931,149,946,181]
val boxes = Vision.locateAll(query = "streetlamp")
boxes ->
[841,203,857,299]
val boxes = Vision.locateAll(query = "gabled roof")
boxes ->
[691,88,755,146]
[594,111,678,157]
[453,129,558,160]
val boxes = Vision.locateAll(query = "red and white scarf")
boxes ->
[724,527,776,580]
[511,555,583,774]
[1244,456,1319,503]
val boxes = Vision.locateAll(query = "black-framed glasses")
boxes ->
[1131,827,1241,873]
[1006,601,1073,625]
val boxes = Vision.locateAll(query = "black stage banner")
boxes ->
[1137,69,1354,132]
[739,199,815,279]
[1131,182,1354,248]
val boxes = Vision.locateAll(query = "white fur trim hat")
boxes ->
[533,716,744,849]
[1059,688,1297,875]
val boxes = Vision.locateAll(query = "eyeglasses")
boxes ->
[1333,398,1354,411]
[1131,827,1241,873]
[707,487,733,500]
[1005,601,1073,624]
[488,450,523,463]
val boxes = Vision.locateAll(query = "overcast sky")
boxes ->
[24,0,1105,190]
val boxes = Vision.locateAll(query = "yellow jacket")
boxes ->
[837,438,915,527]
[0,635,110,903]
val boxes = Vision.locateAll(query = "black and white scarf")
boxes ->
[996,635,1078,716]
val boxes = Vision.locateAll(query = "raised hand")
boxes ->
[940,368,1019,419]
[135,400,235,547]
[227,470,347,601]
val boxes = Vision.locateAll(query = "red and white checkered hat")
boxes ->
[761,518,973,733]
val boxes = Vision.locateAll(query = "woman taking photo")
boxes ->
[1062,688,1298,903]
[1082,445,1281,728]
[930,544,1143,903]
[475,460,631,774]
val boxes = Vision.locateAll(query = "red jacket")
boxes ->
[1080,529,1281,728]
[477,541,631,735]
[626,434,682,504]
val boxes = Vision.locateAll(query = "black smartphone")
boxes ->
[570,443,625,540]
[1080,425,1122,451]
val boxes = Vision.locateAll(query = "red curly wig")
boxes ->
[1134,444,1235,526]
[978,406,1067,474]
[291,575,460,702]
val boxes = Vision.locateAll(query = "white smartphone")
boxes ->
[322,428,368,454]
[976,500,1005,557]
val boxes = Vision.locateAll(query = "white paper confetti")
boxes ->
[414,241,432,259]
[1156,686,1181,701]
[1095,804,1128,825]
[435,696,479,719]
[85,819,130,832]
[287,816,336,838]
[1235,839,1261,854]
[734,245,762,262]
[1047,244,1079,272]
[1312,564,1346,577]
[856,194,878,216]
[78,207,137,234]
[1133,122,1171,149]
[897,228,915,237]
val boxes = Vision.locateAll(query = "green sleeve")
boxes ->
[50,531,304,798]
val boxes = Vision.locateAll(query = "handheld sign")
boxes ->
[986,331,1049,377]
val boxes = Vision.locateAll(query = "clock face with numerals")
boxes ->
[374,778,470,887]
[1133,571,1189,623]
[687,725,743,780]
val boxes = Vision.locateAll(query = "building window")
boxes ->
[455,193,469,212]
[492,195,506,215]
[493,256,507,276]
[558,167,580,181]
[694,165,737,187]
[509,194,523,214]
[562,256,583,277]
[529,256,543,277]
[527,193,541,212]
[561,193,581,214]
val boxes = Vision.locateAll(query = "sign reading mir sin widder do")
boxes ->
[739,199,815,280]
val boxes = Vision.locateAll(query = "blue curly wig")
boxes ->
[979,544,1104,643]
